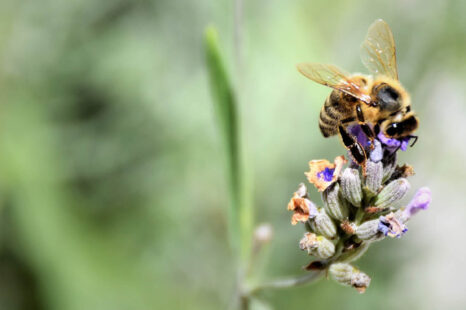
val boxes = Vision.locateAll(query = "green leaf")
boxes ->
[204,26,251,262]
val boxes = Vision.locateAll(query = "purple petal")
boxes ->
[348,125,382,163]
[400,137,411,151]
[377,214,407,238]
[349,125,370,148]
[307,199,319,219]
[377,220,390,236]
[377,132,416,152]
[377,131,401,148]
[403,187,431,219]
[317,167,335,182]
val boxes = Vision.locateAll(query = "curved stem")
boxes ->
[248,271,324,295]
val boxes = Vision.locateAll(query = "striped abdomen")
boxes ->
[319,90,355,137]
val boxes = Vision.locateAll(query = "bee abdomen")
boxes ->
[319,110,338,137]
[319,93,346,137]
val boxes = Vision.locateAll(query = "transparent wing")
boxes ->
[297,63,372,104]
[360,19,398,80]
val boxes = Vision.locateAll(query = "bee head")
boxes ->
[383,114,419,139]
[372,83,402,112]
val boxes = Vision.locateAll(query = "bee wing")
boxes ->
[297,63,372,104]
[360,19,398,80]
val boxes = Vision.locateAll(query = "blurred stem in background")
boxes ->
[234,0,243,74]
[205,26,322,310]
[205,26,253,309]
[205,27,252,269]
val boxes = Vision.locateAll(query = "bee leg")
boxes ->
[338,125,367,173]
[356,105,375,149]
[409,135,418,147]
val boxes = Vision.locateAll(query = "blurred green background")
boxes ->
[0,0,465,309]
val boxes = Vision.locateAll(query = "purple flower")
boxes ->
[377,132,414,152]
[377,213,407,238]
[349,125,370,148]
[341,125,415,166]
[306,156,347,192]
[377,131,401,149]
[317,167,335,182]
[348,125,383,163]
[403,187,431,219]
[399,137,411,151]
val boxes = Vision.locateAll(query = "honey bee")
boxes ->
[297,19,419,167]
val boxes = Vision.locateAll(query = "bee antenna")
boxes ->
[409,135,418,147]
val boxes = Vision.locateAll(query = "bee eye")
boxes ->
[376,85,401,111]
[386,123,398,136]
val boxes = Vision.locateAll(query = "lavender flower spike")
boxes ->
[403,187,431,219]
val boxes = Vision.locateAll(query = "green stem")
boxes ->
[355,208,365,225]
[205,26,254,310]
[248,271,324,295]
[204,26,252,265]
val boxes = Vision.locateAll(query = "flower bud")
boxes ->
[329,263,371,293]
[351,271,371,293]
[382,152,396,182]
[322,182,349,221]
[364,160,383,194]
[375,178,410,209]
[329,263,353,283]
[369,140,383,162]
[299,233,335,259]
[310,208,337,239]
[340,168,362,207]
[401,187,431,221]
[356,219,385,242]
[314,237,335,259]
